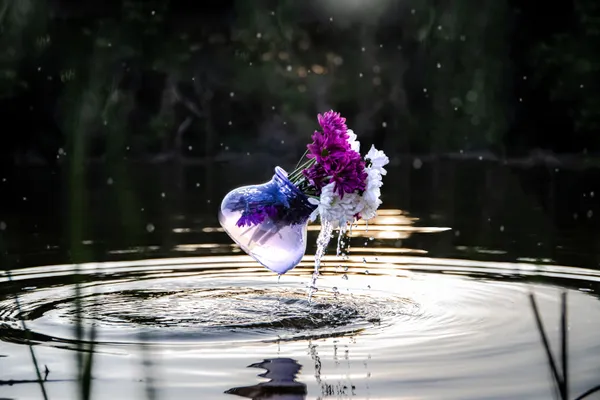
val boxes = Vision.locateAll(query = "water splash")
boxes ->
[308,220,334,301]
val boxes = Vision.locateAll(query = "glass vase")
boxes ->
[218,167,317,275]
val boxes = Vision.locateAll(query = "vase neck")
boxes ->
[272,167,316,223]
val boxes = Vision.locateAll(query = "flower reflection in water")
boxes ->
[225,358,307,400]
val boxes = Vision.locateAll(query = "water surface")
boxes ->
[1,162,600,399]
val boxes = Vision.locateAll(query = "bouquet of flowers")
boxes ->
[219,110,389,275]
[236,110,389,230]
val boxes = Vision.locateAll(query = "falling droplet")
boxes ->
[146,223,155,233]
[342,274,348,280]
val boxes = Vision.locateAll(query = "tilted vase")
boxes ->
[218,167,316,274]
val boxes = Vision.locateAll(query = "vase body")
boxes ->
[218,167,316,274]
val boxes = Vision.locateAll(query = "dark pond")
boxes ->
[1,160,600,400]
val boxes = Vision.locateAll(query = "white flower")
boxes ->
[309,183,344,227]
[347,129,360,153]
[311,182,362,227]
[353,166,384,221]
[365,145,389,175]
[309,143,388,226]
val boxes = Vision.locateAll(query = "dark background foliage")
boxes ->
[1,0,599,167]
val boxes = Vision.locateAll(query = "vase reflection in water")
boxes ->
[218,167,317,275]
[225,358,307,400]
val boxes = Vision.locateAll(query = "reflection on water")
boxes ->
[225,358,306,400]
[1,206,600,399]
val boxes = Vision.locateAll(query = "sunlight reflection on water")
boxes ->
[1,209,600,399]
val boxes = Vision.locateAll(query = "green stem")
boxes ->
[293,149,309,171]
[289,158,315,182]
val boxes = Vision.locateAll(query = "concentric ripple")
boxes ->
[2,252,600,399]
[1,252,600,349]
[0,255,422,347]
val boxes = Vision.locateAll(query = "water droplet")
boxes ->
[342,274,348,280]
[344,266,349,272]
[367,285,371,289]
[107,177,113,185]
[500,225,505,232]
[196,182,200,187]
[587,210,593,218]
[286,65,292,71]
[359,73,363,77]
[455,230,460,236]
[364,270,369,275]
[436,63,441,68]
[591,191,595,198]
[369,237,374,241]
[362,257,367,263]
[228,121,232,126]
[23,197,27,201]
[161,192,166,198]
[0,221,6,230]
[146,223,155,232]
[188,145,193,150]
[256,32,262,39]
[412,158,423,169]
[382,122,387,128]
[230,92,235,97]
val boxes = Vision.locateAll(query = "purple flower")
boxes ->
[306,131,328,163]
[318,111,349,140]
[302,110,367,198]
[306,111,351,163]
[302,163,328,194]
[236,205,279,227]
[327,151,367,198]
